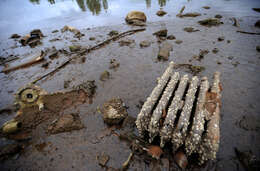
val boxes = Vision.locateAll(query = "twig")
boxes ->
[31,28,146,84]
[237,30,260,35]
[122,152,134,170]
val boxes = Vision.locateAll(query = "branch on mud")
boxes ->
[237,30,260,35]
[31,28,146,84]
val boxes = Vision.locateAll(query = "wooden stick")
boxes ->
[31,28,146,84]
[237,30,260,35]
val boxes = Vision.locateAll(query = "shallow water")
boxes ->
[0,0,259,38]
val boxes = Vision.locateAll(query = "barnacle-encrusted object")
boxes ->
[136,62,222,164]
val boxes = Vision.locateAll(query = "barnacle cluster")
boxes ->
[136,62,221,164]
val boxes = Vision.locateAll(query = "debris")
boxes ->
[156,10,167,16]
[97,153,110,167]
[179,12,201,18]
[157,41,173,61]
[153,29,168,37]
[167,35,176,40]
[255,20,260,28]
[236,30,260,35]
[0,144,22,161]
[10,34,21,39]
[202,6,211,9]
[52,30,59,33]
[232,17,240,27]
[74,80,97,98]
[47,113,84,134]
[256,46,260,52]
[122,152,133,170]
[118,38,135,47]
[61,25,84,39]
[174,150,188,169]
[125,11,146,25]
[109,59,120,70]
[100,70,110,81]
[218,36,225,41]
[183,27,199,33]
[0,55,19,65]
[139,40,151,48]
[108,30,119,37]
[69,45,81,52]
[19,30,44,48]
[175,40,183,44]
[49,38,61,42]
[41,62,49,69]
[212,48,219,54]
[49,50,59,60]
[101,98,128,125]
[31,28,145,84]
[1,51,45,73]
[176,6,185,17]
[252,8,260,13]
[89,37,96,41]
[198,18,222,27]
[215,14,222,19]
[143,145,163,159]
[1,119,22,134]
[237,115,260,131]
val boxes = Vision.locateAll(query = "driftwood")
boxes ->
[31,28,146,84]
[237,30,260,35]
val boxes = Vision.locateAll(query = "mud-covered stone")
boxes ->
[156,10,167,16]
[153,29,167,37]
[140,40,151,48]
[198,18,222,27]
[157,41,173,61]
[125,11,146,24]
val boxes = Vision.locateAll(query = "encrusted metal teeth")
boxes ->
[172,76,199,152]
[136,62,222,165]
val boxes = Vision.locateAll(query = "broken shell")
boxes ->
[174,150,188,169]
[1,119,22,134]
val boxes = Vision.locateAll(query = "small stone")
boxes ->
[153,29,168,37]
[256,46,260,52]
[89,37,95,41]
[97,153,110,167]
[183,27,199,33]
[180,12,201,17]
[140,40,151,48]
[212,48,219,54]
[228,56,234,60]
[100,70,110,81]
[217,61,222,65]
[215,14,222,19]
[158,41,173,61]
[52,30,59,33]
[255,20,260,28]
[156,10,167,16]
[125,11,147,24]
[218,36,225,41]
[108,30,119,37]
[64,80,71,89]
[109,59,120,70]
[175,40,183,44]
[41,62,49,69]
[198,18,221,27]
[167,35,176,40]
[119,39,135,47]
[231,61,240,67]
[202,6,211,9]
[69,45,81,52]
[227,40,231,43]
[10,34,21,39]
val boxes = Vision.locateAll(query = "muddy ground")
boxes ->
[0,6,260,171]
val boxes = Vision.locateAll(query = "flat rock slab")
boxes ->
[158,42,173,61]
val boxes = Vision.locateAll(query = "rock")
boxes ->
[167,35,176,40]
[0,144,22,161]
[97,153,110,167]
[64,80,71,89]
[89,37,96,41]
[231,61,240,67]
[158,41,173,61]
[49,51,59,60]
[217,61,222,65]
[256,46,260,52]
[227,40,231,43]
[41,62,50,69]
[100,70,110,81]
[180,12,201,17]
[52,30,59,33]
[139,40,151,48]
[10,34,21,39]
[125,11,146,25]
[237,115,260,131]
[108,30,119,37]
[193,49,209,61]
[119,38,135,47]
[69,45,81,52]
[252,8,260,13]
[255,20,260,28]
[153,29,168,37]
[183,27,199,33]
[156,10,167,16]
[215,14,223,19]
[228,56,234,60]
[61,25,84,39]
[198,18,222,27]
[218,36,225,41]
[202,6,211,9]
[109,59,120,70]
[47,113,84,134]
[174,150,188,169]
[30,29,44,38]
[175,40,183,44]
[212,48,219,54]
[74,80,97,98]
[102,98,128,125]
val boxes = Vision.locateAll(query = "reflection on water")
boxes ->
[28,0,169,14]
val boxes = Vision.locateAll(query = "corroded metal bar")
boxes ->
[172,76,199,151]
[160,74,189,147]
[198,72,221,164]
[148,72,180,143]
[136,62,174,136]
[185,77,209,155]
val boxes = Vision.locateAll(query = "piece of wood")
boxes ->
[237,30,260,35]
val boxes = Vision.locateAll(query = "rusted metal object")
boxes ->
[136,62,222,164]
